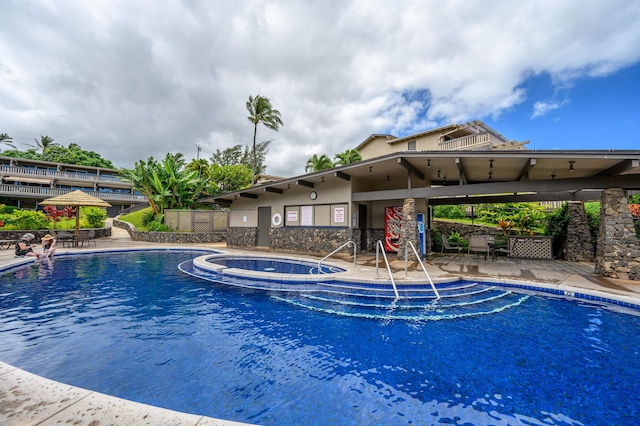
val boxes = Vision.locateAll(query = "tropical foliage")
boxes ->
[0,133,15,149]
[246,94,283,185]
[31,135,60,153]
[305,154,334,172]
[210,141,271,178]
[122,153,204,215]
[0,205,106,230]
[1,142,114,168]
[334,149,362,165]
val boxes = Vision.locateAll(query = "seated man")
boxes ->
[15,233,42,260]
[41,234,56,258]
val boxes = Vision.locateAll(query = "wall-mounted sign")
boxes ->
[301,205,313,226]
[334,207,345,223]
[287,211,298,222]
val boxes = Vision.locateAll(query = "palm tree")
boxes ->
[246,95,283,185]
[305,154,334,173]
[334,149,362,166]
[32,135,60,153]
[0,133,15,149]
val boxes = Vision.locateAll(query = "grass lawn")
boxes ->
[118,207,153,231]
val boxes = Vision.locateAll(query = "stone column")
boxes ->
[398,198,419,261]
[565,201,594,262]
[594,188,640,280]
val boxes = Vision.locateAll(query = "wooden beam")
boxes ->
[265,187,283,194]
[596,159,640,176]
[239,193,258,199]
[397,157,424,180]
[296,179,314,188]
[516,158,536,181]
[334,171,351,181]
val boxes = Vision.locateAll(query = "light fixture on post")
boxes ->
[427,159,431,168]
[569,161,575,172]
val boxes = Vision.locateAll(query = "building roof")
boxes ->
[202,149,640,206]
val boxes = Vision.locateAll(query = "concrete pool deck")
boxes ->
[1,225,639,425]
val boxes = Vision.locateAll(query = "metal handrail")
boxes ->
[318,240,356,274]
[404,241,440,299]
[375,240,399,300]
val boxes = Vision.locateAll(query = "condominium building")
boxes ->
[0,156,147,216]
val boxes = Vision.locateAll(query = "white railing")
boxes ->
[0,185,147,202]
[404,241,440,299]
[318,240,356,273]
[437,132,495,151]
[0,166,127,184]
[375,240,400,300]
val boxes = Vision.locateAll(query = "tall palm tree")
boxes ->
[0,133,15,149]
[305,154,334,173]
[334,149,362,166]
[32,135,60,153]
[246,95,283,185]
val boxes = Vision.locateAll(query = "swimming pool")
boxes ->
[1,251,639,425]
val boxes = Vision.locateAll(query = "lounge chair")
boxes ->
[441,235,463,254]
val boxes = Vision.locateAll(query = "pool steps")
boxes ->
[182,255,528,321]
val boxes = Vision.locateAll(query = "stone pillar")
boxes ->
[398,198,419,261]
[594,188,640,280]
[565,201,594,262]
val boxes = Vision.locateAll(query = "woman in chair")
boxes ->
[41,234,56,258]
[15,233,42,260]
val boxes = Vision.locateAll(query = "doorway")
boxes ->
[257,207,271,247]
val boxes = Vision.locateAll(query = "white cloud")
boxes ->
[1,0,639,176]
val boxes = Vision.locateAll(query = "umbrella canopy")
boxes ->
[41,190,111,243]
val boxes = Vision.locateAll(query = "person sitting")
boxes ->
[41,234,56,258]
[15,233,42,260]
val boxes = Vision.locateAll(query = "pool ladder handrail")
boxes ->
[375,240,400,300]
[404,241,441,300]
[318,240,356,274]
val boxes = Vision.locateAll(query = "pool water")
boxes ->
[1,251,639,425]
[206,256,343,274]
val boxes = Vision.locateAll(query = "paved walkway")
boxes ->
[1,224,639,425]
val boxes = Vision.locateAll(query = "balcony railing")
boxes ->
[0,185,147,203]
[0,166,128,184]
[438,132,497,151]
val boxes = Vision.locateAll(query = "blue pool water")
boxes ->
[207,256,343,274]
[1,251,640,425]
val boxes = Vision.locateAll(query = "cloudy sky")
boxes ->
[1,0,639,177]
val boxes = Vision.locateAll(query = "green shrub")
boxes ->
[447,231,468,251]
[81,206,107,228]
[142,210,157,227]
[5,210,50,230]
[433,205,466,219]
[0,204,18,214]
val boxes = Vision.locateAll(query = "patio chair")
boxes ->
[441,235,463,255]
[56,231,76,248]
[76,230,96,247]
[468,236,490,260]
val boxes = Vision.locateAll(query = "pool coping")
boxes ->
[1,246,640,425]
